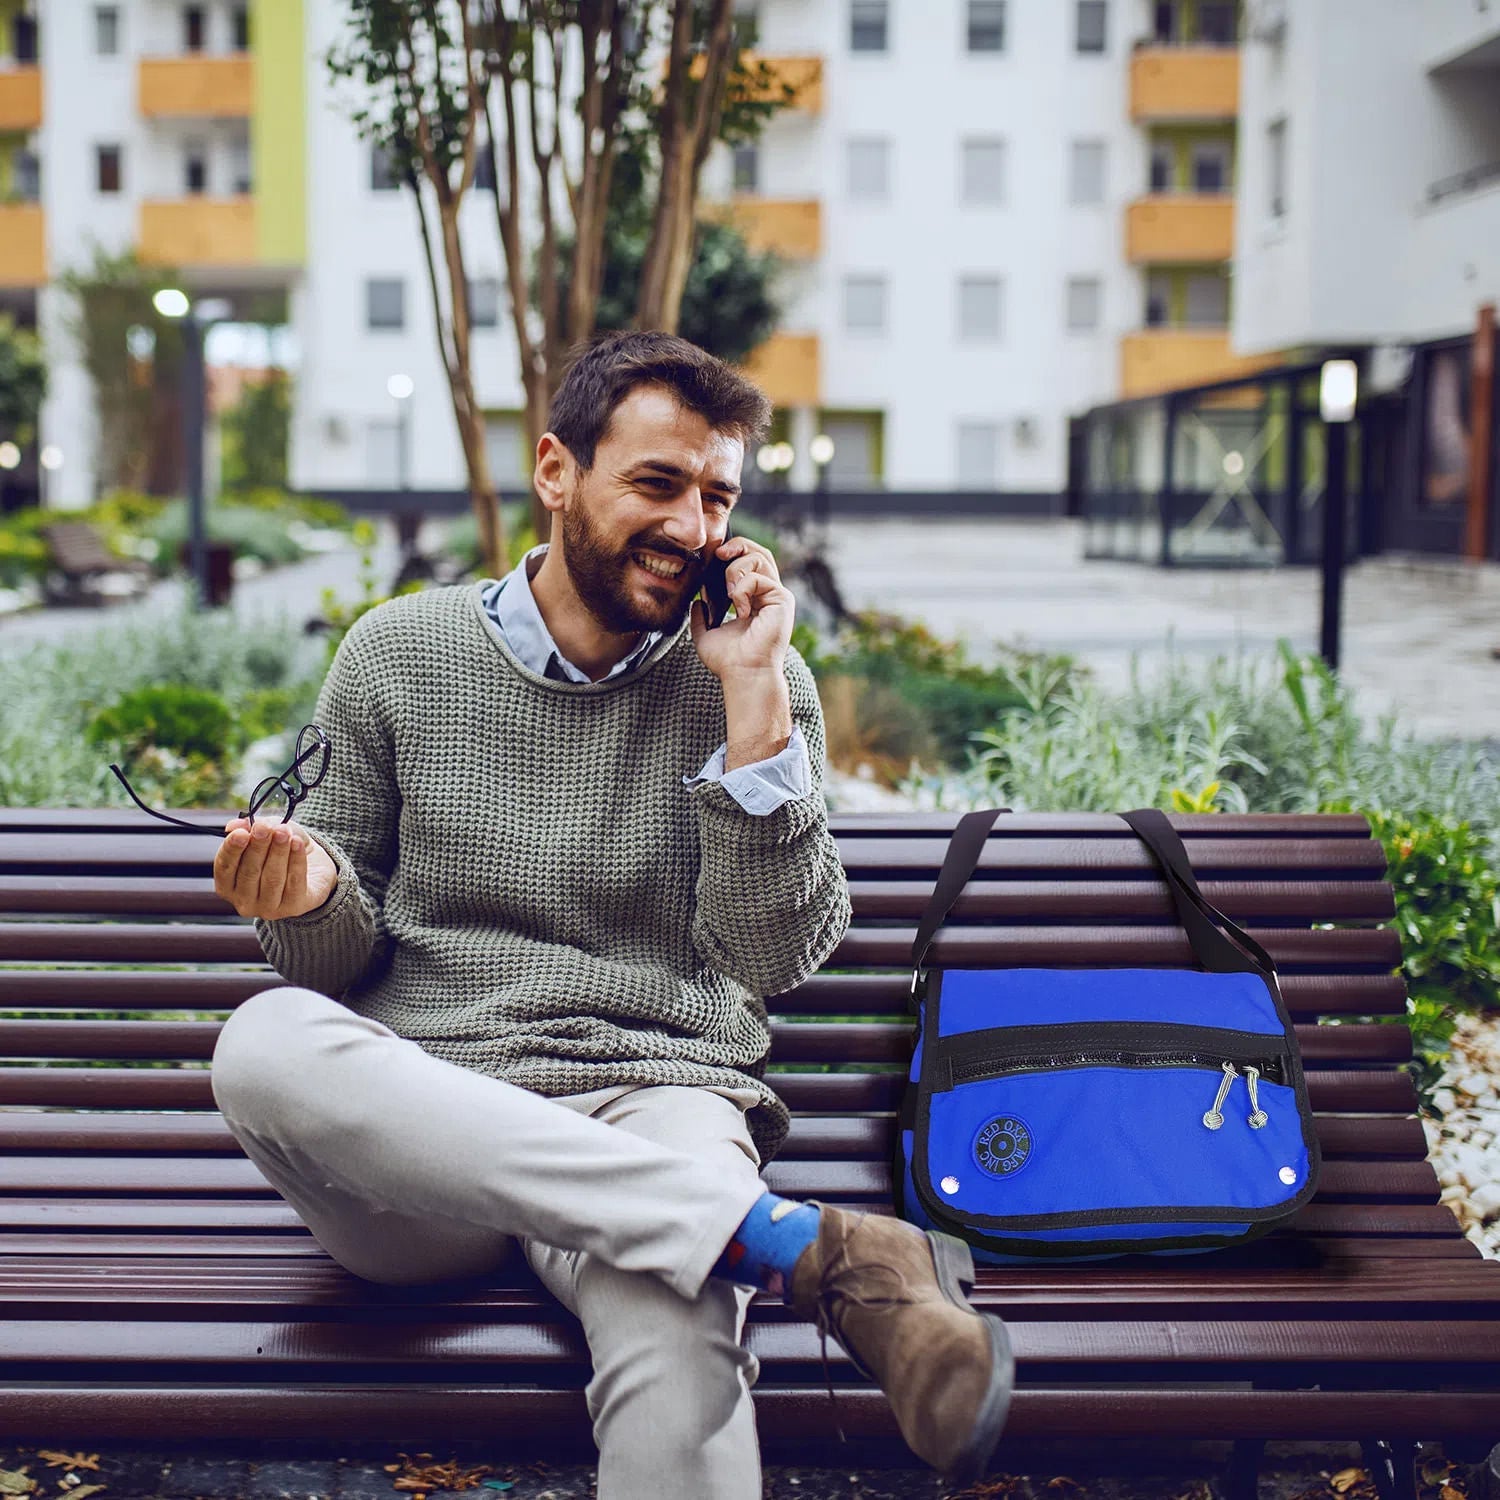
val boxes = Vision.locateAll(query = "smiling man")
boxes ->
[207,332,1012,1498]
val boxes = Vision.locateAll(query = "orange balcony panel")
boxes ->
[0,203,45,286]
[1129,47,1238,121]
[1126,195,1235,263]
[138,56,253,118]
[1121,330,1282,399]
[692,53,823,113]
[0,66,42,130]
[139,198,257,268]
[715,198,821,258]
[742,332,819,408]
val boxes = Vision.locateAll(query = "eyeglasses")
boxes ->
[108,723,332,836]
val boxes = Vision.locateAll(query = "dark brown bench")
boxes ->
[2,808,1497,1499]
[41,522,153,607]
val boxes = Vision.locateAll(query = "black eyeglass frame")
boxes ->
[108,723,331,836]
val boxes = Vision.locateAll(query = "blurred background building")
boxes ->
[0,0,1496,567]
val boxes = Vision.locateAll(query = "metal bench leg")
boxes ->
[1226,1439,1265,1500]
[1361,1439,1418,1500]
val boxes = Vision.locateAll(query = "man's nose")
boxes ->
[661,489,709,552]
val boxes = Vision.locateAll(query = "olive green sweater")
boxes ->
[255,582,852,1161]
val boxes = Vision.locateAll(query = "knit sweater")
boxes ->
[255,581,853,1162]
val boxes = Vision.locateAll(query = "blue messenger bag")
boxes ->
[894,809,1321,1263]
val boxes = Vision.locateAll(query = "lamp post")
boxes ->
[1318,359,1358,671]
[386,373,419,560]
[808,431,836,535]
[37,445,62,508]
[153,288,232,611]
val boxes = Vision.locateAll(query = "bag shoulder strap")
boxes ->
[911,808,1007,972]
[1119,808,1277,977]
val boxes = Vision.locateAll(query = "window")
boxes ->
[850,0,888,53]
[956,422,1001,488]
[183,5,205,52]
[12,14,37,62]
[184,143,208,195]
[843,274,888,334]
[229,137,251,194]
[370,142,402,192]
[961,138,1006,204]
[1184,270,1228,326]
[847,138,890,200]
[468,277,501,329]
[1075,0,1107,53]
[967,0,1006,52]
[1145,270,1172,326]
[732,0,760,48]
[1149,141,1175,192]
[474,143,496,192]
[232,4,250,51]
[1268,117,1288,217]
[13,148,40,202]
[366,278,406,330]
[1151,1,1178,43]
[96,144,123,194]
[819,411,884,488]
[1191,140,1231,193]
[1069,140,1106,204]
[957,275,1003,340]
[94,6,120,56]
[1198,1,1237,46]
[731,144,759,193]
[1066,276,1102,332]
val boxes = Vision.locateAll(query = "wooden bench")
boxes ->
[2,808,1498,1500]
[41,523,153,607]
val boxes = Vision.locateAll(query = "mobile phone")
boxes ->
[700,532,732,629]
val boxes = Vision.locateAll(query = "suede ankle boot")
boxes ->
[789,1202,1013,1486]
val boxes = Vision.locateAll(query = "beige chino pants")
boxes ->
[210,985,773,1500]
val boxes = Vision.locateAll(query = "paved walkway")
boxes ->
[5,516,1496,741]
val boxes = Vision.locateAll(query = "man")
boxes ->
[209,331,1012,1498]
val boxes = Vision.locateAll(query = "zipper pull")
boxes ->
[1202,1061,1236,1130]
[1245,1065,1269,1129]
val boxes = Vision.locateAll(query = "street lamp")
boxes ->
[808,431,836,533]
[152,288,233,610]
[1318,358,1359,671]
[386,373,417,557]
[38,444,63,507]
[0,443,20,471]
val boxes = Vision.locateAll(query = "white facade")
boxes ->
[1233,0,1500,356]
[292,0,1157,499]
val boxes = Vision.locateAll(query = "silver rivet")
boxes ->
[940,1175,960,1194]
[1279,1166,1297,1185]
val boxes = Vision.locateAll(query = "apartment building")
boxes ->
[9,0,1285,506]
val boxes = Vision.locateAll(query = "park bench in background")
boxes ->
[0,809,1497,1500]
[40,523,153,607]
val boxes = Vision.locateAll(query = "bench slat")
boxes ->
[0,1111,1432,1162]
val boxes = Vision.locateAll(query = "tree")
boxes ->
[0,315,46,450]
[328,2,795,554]
[219,369,292,493]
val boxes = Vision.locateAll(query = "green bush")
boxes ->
[85,683,236,762]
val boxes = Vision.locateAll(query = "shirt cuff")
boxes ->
[683,724,812,816]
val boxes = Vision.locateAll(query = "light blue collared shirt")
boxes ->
[480,545,811,816]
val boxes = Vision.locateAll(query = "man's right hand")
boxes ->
[214,815,338,920]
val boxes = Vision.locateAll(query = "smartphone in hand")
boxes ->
[700,533,732,629]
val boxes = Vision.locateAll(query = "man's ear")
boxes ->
[533,433,573,517]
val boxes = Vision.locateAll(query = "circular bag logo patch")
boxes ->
[973,1114,1033,1178]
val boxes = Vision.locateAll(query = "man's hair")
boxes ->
[546,330,773,471]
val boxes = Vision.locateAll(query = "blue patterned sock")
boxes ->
[708,1191,822,1295]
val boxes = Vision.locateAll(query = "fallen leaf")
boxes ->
[1441,1486,1467,1500]
[36,1456,99,1475]
[66,1487,107,1500]
[0,1471,36,1497]
[1331,1470,1369,1494]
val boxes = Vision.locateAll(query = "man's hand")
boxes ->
[689,535,795,680]
[214,815,338,920]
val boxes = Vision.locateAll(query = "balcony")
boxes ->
[716,198,821,258]
[1121,329,1282,399]
[1126,195,1234,263]
[0,203,44,286]
[694,53,823,114]
[139,198,257,268]
[742,332,819,407]
[1129,47,1238,122]
[138,56,253,118]
[0,66,41,130]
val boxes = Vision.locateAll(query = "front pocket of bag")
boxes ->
[920,1045,1313,1225]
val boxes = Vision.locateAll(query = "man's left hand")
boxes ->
[689,536,795,681]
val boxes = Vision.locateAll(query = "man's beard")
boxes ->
[561,495,703,637]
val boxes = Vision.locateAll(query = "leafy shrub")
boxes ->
[85,684,237,762]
